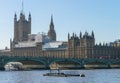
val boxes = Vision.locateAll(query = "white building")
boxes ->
[15,32,52,48]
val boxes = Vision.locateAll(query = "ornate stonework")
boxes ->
[14,12,31,43]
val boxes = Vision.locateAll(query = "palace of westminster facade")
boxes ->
[1,11,120,60]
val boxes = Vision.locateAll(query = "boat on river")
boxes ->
[43,72,81,77]
[43,69,85,77]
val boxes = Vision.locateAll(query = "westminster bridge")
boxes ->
[0,55,120,70]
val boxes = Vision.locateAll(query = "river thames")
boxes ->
[0,69,120,83]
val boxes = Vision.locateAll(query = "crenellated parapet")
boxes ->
[68,31,95,47]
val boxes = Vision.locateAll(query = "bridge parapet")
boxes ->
[0,54,120,70]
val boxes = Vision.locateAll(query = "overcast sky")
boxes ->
[0,0,120,49]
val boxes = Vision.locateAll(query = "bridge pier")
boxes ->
[80,65,85,69]
[0,59,5,70]
[0,64,5,70]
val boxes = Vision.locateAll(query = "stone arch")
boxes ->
[110,60,120,68]
[4,58,47,70]
[84,59,108,68]
[49,59,82,69]
[85,61,107,65]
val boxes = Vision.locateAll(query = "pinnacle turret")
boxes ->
[14,13,17,21]
[48,15,56,41]
[92,31,94,38]
[68,33,70,39]
[80,32,82,38]
[28,12,31,21]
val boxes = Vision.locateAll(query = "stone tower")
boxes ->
[14,12,31,43]
[80,31,95,47]
[48,15,56,41]
[68,31,95,59]
[68,33,80,58]
[79,31,95,58]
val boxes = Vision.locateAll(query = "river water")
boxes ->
[0,69,120,83]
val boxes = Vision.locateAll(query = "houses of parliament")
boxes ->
[0,11,120,60]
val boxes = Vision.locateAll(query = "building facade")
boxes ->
[0,12,120,60]
[68,32,120,59]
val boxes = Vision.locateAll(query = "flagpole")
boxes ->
[22,0,24,13]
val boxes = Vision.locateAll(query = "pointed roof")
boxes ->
[50,14,54,24]
[14,13,17,18]
[80,31,82,38]
[92,30,94,38]
[49,14,54,30]
[29,12,31,17]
